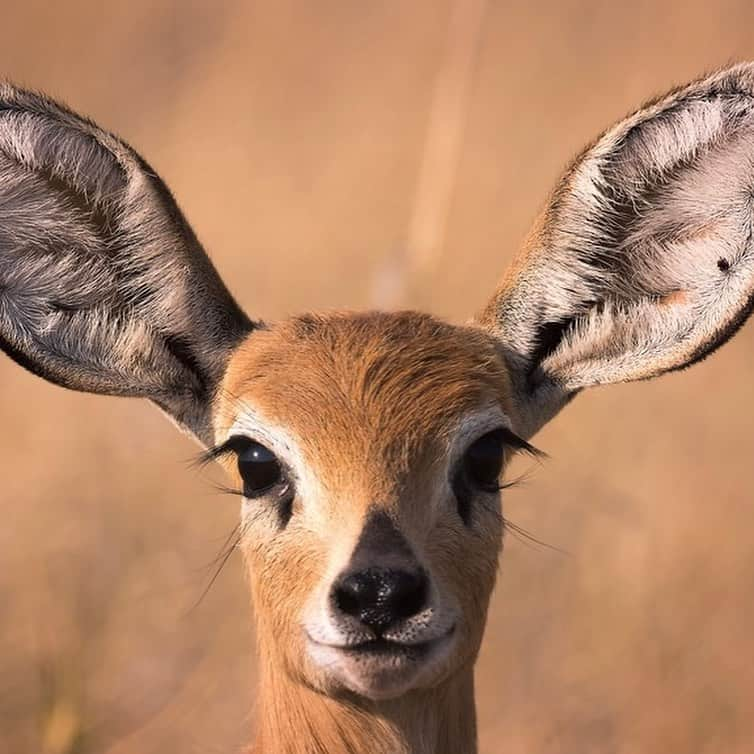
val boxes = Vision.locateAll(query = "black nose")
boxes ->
[332,567,429,633]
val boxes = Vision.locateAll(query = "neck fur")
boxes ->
[248,652,477,754]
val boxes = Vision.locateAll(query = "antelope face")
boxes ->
[213,311,517,699]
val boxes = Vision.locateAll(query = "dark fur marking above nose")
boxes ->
[334,511,428,634]
[348,511,418,572]
[718,257,731,272]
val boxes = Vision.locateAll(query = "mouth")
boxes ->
[306,626,456,699]
[336,634,447,660]
[309,623,455,656]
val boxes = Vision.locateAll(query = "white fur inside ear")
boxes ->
[479,63,754,435]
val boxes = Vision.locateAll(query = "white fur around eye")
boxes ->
[226,408,327,526]
[447,406,512,473]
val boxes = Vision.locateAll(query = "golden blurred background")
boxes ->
[2,2,754,752]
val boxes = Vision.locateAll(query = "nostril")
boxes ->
[334,572,375,616]
[389,570,428,620]
[332,567,429,633]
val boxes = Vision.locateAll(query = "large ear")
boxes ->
[0,83,254,445]
[476,63,754,438]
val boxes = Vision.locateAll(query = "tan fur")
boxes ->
[215,311,509,753]
[249,656,476,754]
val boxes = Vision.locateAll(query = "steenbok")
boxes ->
[2,63,754,753]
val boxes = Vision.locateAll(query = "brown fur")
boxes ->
[216,311,510,753]
[249,659,476,754]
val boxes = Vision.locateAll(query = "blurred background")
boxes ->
[2,2,754,753]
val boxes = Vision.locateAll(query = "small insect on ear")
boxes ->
[476,62,754,438]
[0,84,256,445]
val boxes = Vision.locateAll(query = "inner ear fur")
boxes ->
[477,62,754,437]
[0,83,254,443]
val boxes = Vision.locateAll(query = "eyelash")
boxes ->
[496,428,542,459]
[197,429,544,507]
[201,429,540,459]
[198,436,296,527]
[453,427,544,524]
[197,436,250,467]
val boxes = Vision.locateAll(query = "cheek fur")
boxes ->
[245,526,327,636]
[428,511,502,636]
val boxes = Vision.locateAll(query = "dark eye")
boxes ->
[235,439,283,497]
[463,429,506,492]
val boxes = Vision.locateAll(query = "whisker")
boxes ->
[186,520,248,615]
[501,516,569,554]
[195,521,242,572]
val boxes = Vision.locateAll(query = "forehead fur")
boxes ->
[217,311,511,479]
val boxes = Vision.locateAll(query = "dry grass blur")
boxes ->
[2,2,754,753]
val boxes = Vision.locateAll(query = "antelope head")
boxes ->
[3,64,754,752]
